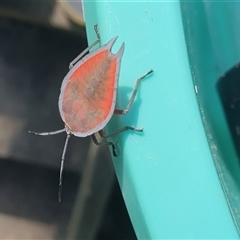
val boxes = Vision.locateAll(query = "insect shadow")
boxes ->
[106,83,144,136]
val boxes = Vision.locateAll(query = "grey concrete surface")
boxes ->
[0,15,89,171]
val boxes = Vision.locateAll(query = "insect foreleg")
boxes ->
[95,127,143,157]
[99,126,143,139]
[91,133,117,157]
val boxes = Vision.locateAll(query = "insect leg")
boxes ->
[114,69,154,115]
[91,133,117,157]
[99,126,143,139]
[96,127,143,156]
[69,24,101,69]
[58,133,71,202]
[28,128,65,136]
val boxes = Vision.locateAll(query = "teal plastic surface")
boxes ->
[181,0,240,234]
[83,1,240,238]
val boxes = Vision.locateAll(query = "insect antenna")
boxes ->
[28,128,66,136]
[58,133,71,202]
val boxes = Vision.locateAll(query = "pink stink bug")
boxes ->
[29,25,153,202]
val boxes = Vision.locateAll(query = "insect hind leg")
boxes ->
[69,24,101,69]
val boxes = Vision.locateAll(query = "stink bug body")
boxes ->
[29,25,153,202]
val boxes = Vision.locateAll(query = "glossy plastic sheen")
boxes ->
[83,1,239,238]
[59,36,124,137]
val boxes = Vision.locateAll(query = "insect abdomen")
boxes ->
[59,36,124,137]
